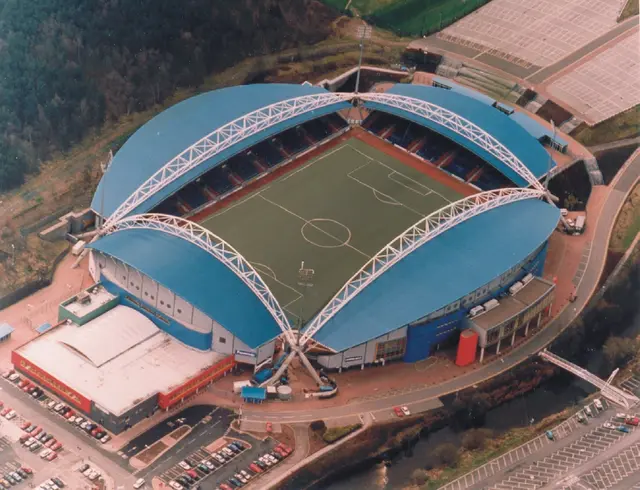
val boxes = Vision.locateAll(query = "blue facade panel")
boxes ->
[101,279,213,351]
[90,228,281,348]
[403,310,463,362]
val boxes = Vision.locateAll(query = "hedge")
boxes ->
[322,423,362,443]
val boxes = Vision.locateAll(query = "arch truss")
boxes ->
[102,213,297,346]
[103,92,353,228]
[358,92,546,192]
[299,188,546,346]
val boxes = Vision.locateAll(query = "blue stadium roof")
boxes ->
[509,111,568,148]
[363,84,556,186]
[311,198,560,352]
[91,84,350,218]
[89,228,281,348]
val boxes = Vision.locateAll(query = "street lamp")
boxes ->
[354,24,372,95]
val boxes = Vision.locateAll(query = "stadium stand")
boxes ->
[227,153,259,181]
[362,111,516,190]
[438,0,627,67]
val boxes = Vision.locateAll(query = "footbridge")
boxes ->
[540,349,639,409]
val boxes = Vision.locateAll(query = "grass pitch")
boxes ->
[201,137,462,325]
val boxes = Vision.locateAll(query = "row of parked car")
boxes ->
[168,441,249,490]
[77,463,102,482]
[216,442,292,490]
[45,399,111,443]
[34,477,66,490]
[3,370,111,445]
[0,467,32,489]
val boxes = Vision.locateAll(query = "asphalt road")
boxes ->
[243,153,640,425]
[120,405,222,457]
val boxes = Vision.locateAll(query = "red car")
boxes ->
[219,484,233,490]
[279,444,293,455]
[249,463,263,473]
[625,416,639,426]
[22,382,33,392]
[31,427,42,436]
[64,410,75,419]
[393,406,404,417]
[46,452,57,461]
[186,469,198,479]
[18,379,28,388]
[0,407,10,416]
[266,421,273,433]
[274,446,287,458]
[45,439,56,448]
[51,442,62,451]
[21,467,32,475]
[20,421,31,430]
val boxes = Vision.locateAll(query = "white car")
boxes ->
[83,468,93,477]
[604,422,616,430]
[259,456,273,467]
[585,406,593,417]
[616,412,628,420]
[5,410,16,420]
[169,481,184,490]
[221,447,233,457]
[401,406,411,416]
[234,474,247,484]
[54,403,64,412]
[75,417,85,426]
[267,454,278,464]
[594,399,603,410]
[40,448,52,458]
[47,400,57,409]
[68,416,76,423]
[81,421,89,430]
[101,435,111,444]
[9,373,19,382]
[88,470,99,481]
[178,461,191,470]
[133,478,146,489]
[240,470,252,480]
[203,460,215,470]
[213,453,225,464]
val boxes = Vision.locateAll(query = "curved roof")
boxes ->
[311,198,560,352]
[92,83,350,218]
[60,305,159,367]
[89,227,282,348]
[362,84,556,186]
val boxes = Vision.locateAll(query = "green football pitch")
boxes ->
[201,137,462,326]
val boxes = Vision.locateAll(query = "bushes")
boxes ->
[432,443,459,467]
[322,424,362,443]
[462,428,493,450]
[411,468,429,485]
[311,420,327,432]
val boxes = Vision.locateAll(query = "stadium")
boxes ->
[13,80,564,433]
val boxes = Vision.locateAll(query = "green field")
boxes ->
[323,0,490,36]
[201,138,461,326]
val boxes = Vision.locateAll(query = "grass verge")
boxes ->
[323,424,363,443]
[610,182,640,252]
[618,0,639,21]
[572,105,640,147]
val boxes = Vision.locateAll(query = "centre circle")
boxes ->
[301,219,352,249]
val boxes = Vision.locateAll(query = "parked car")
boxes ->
[393,406,403,417]
[40,448,52,459]
[234,473,247,484]
[604,422,616,429]
[202,460,215,471]
[178,461,191,470]
[78,464,90,473]
[45,438,56,448]
[584,406,593,417]
[75,417,84,426]
[5,410,16,420]
[240,470,252,480]
[8,373,19,382]
[401,406,411,416]
[0,408,10,416]
[617,425,630,433]
[51,442,63,451]
[625,416,639,426]
[46,452,58,461]
[594,399,603,410]
[52,477,65,487]
[100,435,111,444]
[2,370,13,379]
[577,413,587,424]
[249,463,263,473]
[21,421,31,430]
[133,478,146,489]
[616,412,628,420]
[21,467,32,475]
[186,469,198,479]
[168,482,183,490]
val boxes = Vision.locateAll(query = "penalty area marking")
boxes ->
[373,189,402,206]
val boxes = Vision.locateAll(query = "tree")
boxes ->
[432,443,459,467]
[310,420,326,432]
[462,428,492,450]
[411,468,429,485]
[604,336,637,369]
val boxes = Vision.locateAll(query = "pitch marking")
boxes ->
[388,170,432,196]
[259,195,370,259]
[301,218,352,249]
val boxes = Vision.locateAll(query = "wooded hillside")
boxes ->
[0,0,334,191]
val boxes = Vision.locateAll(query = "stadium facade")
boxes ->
[14,81,563,432]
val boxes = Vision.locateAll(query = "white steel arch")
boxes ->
[101,213,297,346]
[299,188,546,346]
[358,92,546,192]
[102,92,353,228]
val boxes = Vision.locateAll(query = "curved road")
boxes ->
[244,152,640,424]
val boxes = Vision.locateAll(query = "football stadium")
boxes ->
[13,81,565,432]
